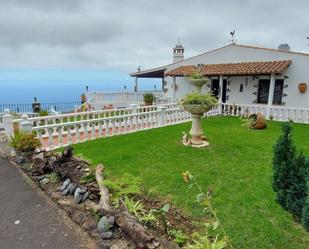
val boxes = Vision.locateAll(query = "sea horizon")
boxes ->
[0,69,161,104]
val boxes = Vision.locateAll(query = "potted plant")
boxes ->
[187,70,208,93]
[16,133,41,156]
[143,93,155,105]
[182,92,217,147]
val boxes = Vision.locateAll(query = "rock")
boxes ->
[74,188,83,204]
[60,179,71,191]
[61,189,69,196]
[107,216,115,227]
[98,216,111,233]
[40,178,50,185]
[82,191,90,202]
[100,231,113,240]
[67,183,77,195]
[16,156,26,164]
[33,175,46,181]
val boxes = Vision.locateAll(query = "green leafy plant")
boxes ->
[123,195,145,217]
[143,93,155,103]
[9,132,24,149]
[151,204,170,233]
[104,173,141,203]
[189,71,205,80]
[168,229,189,246]
[39,110,49,116]
[182,170,233,248]
[46,172,60,183]
[181,92,217,107]
[90,209,102,221]
[123,196,157,225]
[17,133,41,152]
[10,132,41,152]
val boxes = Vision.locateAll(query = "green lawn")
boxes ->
[72,117,309,249]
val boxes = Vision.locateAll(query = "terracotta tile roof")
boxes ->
[165,60,291,77]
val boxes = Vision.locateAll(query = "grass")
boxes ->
[71,117,309,248]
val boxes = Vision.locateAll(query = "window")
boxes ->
[239,83,243,92]
[257,79,284,105]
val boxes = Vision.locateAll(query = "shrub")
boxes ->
[143,93,155,103]
[181,92,217,107]
[17,133,41,152]
[189,71,205,80]
[39,110,49,116]
[272,123,308,219]
[302,183,309,231]
[9,132,24,149]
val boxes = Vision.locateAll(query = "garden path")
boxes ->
[0,155,97,249]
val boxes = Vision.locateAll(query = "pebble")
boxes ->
[100,231,113,240]
[74,188,84,204]
[82,191,90,202]
[60,179,71,191]
[40,178,50,185]
[67,183,77,195]
[107,216,115,227]
[98,216,113,233]
[61,189,69,196]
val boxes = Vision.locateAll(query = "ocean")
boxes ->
[0,70,160,104]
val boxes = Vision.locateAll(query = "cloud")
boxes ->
[0,0,308,71]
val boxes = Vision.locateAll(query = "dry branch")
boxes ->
[95,163,157,248]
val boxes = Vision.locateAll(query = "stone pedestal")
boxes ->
[189,113,209,147]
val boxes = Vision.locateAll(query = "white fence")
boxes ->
[221,103,309,123]
[3,102,309,150]
[32,106,190,150]
[87,91,170,110]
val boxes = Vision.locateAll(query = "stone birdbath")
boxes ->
[182,71,217,148]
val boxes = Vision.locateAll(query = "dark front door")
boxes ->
[257,79,270,104]
[211,79,227,103]
[222,79,227,103]
[211,79,219,98]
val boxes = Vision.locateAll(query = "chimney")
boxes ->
[278,44,290,52]
[173,39,184,63]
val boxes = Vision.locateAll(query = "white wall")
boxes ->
[163,45,309,108]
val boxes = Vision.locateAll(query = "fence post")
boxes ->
[2,109,14,138]
[20,114,32,133]
[157,106,167,126]
[130,104,138,114]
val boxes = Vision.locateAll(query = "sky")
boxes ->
[0,0,309,103]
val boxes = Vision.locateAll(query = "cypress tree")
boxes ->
[302,183,309,231]
[285,152,307,219]
[272,123,296,210]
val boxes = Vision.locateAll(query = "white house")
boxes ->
[130,42,309,113]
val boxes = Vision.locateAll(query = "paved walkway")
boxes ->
[0,157,95,249]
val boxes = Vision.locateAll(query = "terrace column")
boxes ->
[173,76,176,102]
[218,75,223,114]
[134,77,138,92]
[267,74,275,118]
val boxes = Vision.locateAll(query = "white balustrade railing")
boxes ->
[88,91,167,110]
[221,103,309,123]
[12,103,179,127]
[31,106,191,150]
[4,102,309,150]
